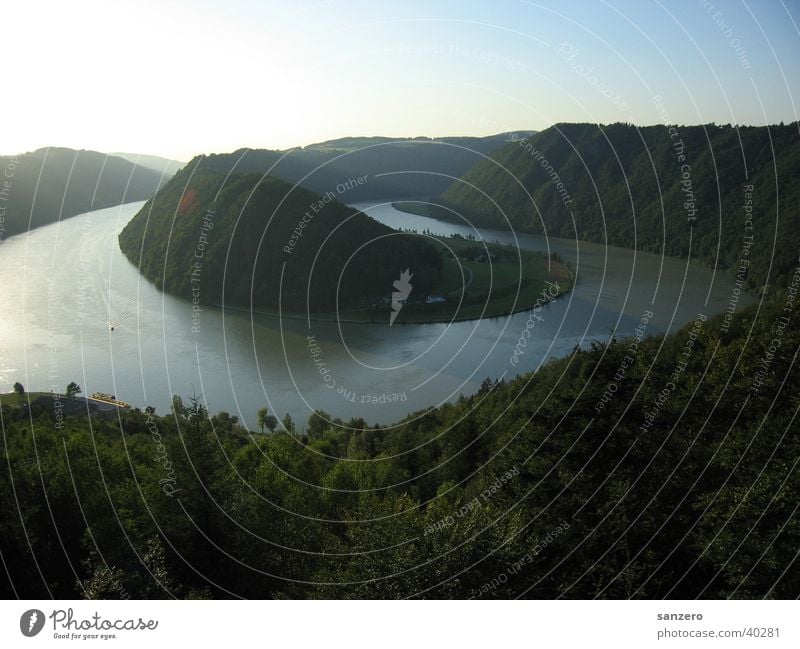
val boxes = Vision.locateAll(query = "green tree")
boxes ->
[307,409,332,440]
[257,407,270,434]
[171,395,188,418]
[282,413,295,434]
[187,392,208,424]
[13,382,24,395]
[65,382,81,398]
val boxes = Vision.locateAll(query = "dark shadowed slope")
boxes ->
[439,123,800,295]
[0,148,173,240]
[193,132,534,202]
[118,159,443,313]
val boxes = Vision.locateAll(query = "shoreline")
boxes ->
[216,260,574,326]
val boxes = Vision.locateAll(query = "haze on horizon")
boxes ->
[4,0,799,160]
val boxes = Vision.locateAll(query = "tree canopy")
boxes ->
[440,123,800,295]
[1,301,796,599]
[118,166,443,313]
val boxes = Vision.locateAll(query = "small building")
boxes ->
[426,295,447,304]
[88,392,131,409]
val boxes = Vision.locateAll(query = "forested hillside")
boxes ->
[118,161,443,312]
[439,123,800,294]
[196,132,531,202]
[109,152,185,176]
[2,301,797,599]
[0,148,170,239]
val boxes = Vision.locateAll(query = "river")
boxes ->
[0,200,752,430]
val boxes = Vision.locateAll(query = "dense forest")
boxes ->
[0,148,171,239]
[118,162,443,312]
[194,132,532,202]
[1,301,797,599]
[439,123,800,295]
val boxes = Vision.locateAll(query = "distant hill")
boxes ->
[0,148,172,240]
[194,132,533,202]
[109,152,185,176]
[438,123,800,295]
[118,160,443,313]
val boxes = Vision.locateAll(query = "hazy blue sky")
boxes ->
[5,0,799,159]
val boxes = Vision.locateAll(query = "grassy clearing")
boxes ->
[308,236,572,324]
[0,392,53,410]
[391,201,456,221]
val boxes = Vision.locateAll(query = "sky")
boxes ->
[4,0,799,160]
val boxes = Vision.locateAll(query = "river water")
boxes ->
[0,200,752,430]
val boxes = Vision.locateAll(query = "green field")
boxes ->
[391,201,456,221]
[0,391,52,410]
[306,236,572,324]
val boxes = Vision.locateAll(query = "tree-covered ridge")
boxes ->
[2,301,797,599]
[0,147,171,240]
[191,132,532,202]
[118,162,443,313]
[439,123,800,295]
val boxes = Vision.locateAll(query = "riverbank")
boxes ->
[391,201,455,221]
[0,391,128,419]
[219,236,574,325]
[0,199,756,425]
